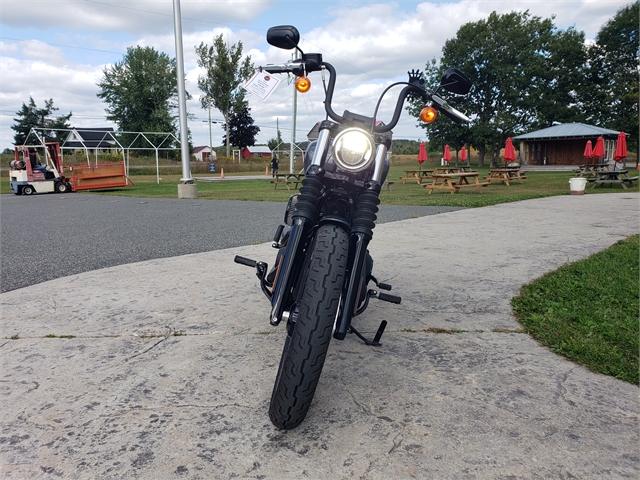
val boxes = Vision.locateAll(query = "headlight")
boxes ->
[333,128,374,172]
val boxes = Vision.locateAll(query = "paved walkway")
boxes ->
[1,193,639,479]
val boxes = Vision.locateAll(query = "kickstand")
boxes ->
[349,320,387,346]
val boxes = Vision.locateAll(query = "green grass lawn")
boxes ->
[4,164,636,206]
[512,235,639,385]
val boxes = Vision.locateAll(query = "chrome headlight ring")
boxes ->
[332,128,374,173]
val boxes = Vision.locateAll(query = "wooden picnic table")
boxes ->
[270,173,304,190]
[423,172,489,194]
[399,169,433,184]
[591,170,638,189]
[435,166,471,174]
[574,164,609,177]
[484,168,527,186]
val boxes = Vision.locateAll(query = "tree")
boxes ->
[196,34,254,156]
[268,127,284,152]
[96,46,180,148]
[583,1,639,151]
[391,139,421,155]
[529,27,587,129]
[12,97,72,145]
[411,11,586,166]
[222,104,260,150]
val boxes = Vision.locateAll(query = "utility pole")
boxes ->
[173,0,197,198]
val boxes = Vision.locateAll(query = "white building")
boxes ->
[191,146,216,162]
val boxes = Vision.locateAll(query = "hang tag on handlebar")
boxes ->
[244,71,281,101]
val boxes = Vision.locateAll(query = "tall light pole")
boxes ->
[208,104,213,156]
[173,0,197,198]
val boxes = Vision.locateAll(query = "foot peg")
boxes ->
[378,292,401,304]
[234,255,272,301]
[234,255,257,268]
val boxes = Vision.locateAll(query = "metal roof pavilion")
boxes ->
[513,123,620,141]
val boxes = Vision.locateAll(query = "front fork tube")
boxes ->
[269,216,306,326]
[334,232,371,340]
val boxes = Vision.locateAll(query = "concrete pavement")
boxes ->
[1,193,639,479]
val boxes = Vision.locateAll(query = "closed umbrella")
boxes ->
[460,146,468,165]
[592,136,605,161]
[504,137,517,165]
[613,132,627,171]
[583,140,594,160]
[418,141,427,169]
[443,144,451,164]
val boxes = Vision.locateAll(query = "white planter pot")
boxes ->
[569,177,587,195]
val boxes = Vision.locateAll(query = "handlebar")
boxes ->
[263,59,468,133]
[263,63,301,75]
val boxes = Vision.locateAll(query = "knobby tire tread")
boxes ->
[269,224,349,430]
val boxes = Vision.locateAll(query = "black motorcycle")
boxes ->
[235,25,471,430]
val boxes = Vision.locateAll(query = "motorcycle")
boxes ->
[235,25,472,430]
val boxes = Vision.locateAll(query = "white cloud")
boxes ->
[0,0,631,148]
[1,0,274,35]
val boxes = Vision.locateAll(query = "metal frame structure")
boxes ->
[24,127,182,184]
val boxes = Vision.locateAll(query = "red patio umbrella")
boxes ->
[418,141,427,169]
[504,137,517,164]
[583,140,594,160]
[443,144,451,163]
[614,132,627,161]
[592,136,605,160]
[460,146,468,164]
[613,132,627,171]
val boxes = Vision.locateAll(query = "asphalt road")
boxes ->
[0,193,461,293]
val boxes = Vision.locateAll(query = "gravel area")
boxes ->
[0,193,461,292]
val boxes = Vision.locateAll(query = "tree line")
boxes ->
[12,3,637,162]
[408,3,638,166]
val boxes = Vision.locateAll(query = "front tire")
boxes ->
[55,181,69,193]
[269,224,349,430]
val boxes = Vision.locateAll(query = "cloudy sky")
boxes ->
[0,0,629,151]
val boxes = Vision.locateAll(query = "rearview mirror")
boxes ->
[440,68,472,95]
[267,25,300,50]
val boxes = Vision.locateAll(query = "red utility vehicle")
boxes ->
[10,142,134,195]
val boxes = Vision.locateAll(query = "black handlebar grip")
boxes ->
[234,255,257,268]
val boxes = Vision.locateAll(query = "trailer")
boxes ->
[67,162,134,191]
[9,142,134,195]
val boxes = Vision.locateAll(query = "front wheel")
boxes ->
[55,181,69,193]
[269,224,349,430]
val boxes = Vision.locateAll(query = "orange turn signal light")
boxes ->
[296,76,311,93]
[420,106,438,123]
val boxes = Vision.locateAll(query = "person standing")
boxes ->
[271,155,279,177]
